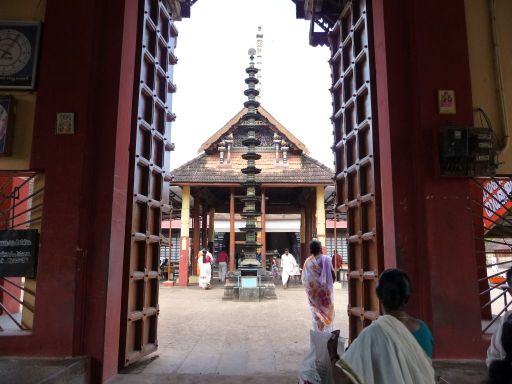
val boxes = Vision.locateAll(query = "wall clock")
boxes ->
[0,21,42,90]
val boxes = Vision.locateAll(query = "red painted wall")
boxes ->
[0,0,139,381]
[373,0,486,357]
[3,178,32,315]
[0,178,20,316]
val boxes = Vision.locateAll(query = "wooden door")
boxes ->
[329,0,383,341]
[121,0,177,367]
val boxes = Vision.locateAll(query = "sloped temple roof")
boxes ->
[171,152,333,184]
[198,106,308,154]
[171,104,333,185]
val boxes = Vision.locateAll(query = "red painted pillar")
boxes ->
[201,203,208,250]
[304,205,312,265]
[207,208,215,253]
[372,0,486,358]
[192,192,200,274]
[0,0,141,381]
[300,208,306,266]
[229,188,235,271]
[261,188,266,269]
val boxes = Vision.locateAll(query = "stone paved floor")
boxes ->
[108,280,488,384]
[109,280,348,383]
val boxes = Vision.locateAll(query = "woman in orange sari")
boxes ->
[302,240,336,332]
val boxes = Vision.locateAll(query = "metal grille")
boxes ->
[469,177,512,333]
[122,0,176,366]
[0,171,44,332]
[329,0,381,340]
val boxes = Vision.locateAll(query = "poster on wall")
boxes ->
[0,229,38,278]
[0,21,42,90]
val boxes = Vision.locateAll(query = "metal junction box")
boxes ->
[439,126,496,177]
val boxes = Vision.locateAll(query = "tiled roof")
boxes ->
[198,106,309,154]
[171,151,333,184]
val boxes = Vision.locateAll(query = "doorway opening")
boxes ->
[119,0,363,378]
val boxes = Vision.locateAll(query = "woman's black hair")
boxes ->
[309,240,322,256]
[488,314,512,384]
[376,269,412,310]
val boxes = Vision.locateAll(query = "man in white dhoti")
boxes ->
[281,248,298,289]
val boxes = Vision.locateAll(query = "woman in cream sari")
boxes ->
[328,269,435,384]
[198,249,212,289]
[302,240,335,332]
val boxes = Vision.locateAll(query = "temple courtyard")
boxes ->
[107,281,487,384]
[111,281,347,383]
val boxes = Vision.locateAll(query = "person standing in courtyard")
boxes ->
[281,248,298,289]
[487,266,512,366]
[302,240,336,332]
[198,248,213,289]
[332,250,343,282]
[272,256,280,281]
[487,313,512,384]
[216,248,229,283]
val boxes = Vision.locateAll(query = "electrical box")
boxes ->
[439,126,496,177]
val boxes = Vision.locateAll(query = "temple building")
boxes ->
[2,0,512,381]
[169,104,335,284]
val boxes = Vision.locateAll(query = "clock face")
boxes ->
[0,29,32,76]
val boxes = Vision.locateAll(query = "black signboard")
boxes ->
[0,229,38,278]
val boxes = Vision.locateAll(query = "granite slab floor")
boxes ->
[108,280,488,384]
[110,280,349,383]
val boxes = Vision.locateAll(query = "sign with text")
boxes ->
[482,179,512,231]
[0,229,38,277]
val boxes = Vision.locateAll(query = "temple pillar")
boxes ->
[179,185,191,287]
[315,186,327,254]
[229,188,235,271]
[192,192,200,275]
[304,205,312,264]
[300,208,306,265]
[201,203,208,249]
[207,208,215,253]
[372,0,485,357]
[261,188,266,269]
[333,210,338,271]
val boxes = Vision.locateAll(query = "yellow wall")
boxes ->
[465,0,512,174]
[0,0,46,170]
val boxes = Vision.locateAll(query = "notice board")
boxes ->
[0,229,39,278]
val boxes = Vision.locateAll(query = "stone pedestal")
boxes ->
[222,270,277,301]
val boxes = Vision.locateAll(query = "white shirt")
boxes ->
[487,310,512,366]
[281,252,297,274]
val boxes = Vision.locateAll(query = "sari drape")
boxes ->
[337,315,435,384]
[198,255,212,289]
[302,254,335,332]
